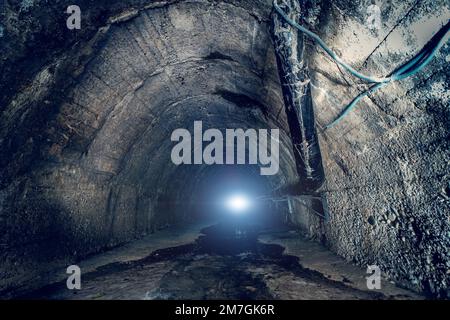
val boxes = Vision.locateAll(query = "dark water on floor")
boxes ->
[22,224,384,300]
[150,224,285,299]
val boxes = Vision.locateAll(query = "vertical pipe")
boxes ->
[270,0,324,194]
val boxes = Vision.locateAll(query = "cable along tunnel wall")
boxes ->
[0,0,448,299]
[270,0,450,297]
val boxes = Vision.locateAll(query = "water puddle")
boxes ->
[22,223,385,300]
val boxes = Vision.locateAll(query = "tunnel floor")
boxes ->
[22,223,420,300]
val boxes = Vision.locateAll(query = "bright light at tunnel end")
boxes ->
[225,194,252,214]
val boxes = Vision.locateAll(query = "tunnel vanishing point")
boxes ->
[0,0,449,299]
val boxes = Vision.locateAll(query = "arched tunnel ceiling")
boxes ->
[50,0,298,223]
[0,0,299,266]
[0,0,448,298]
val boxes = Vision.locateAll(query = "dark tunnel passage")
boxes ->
[187,166,273,221]
[0,0,449,300]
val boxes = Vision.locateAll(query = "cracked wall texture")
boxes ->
[303,0,449,297]
[0,0,299,297]
[0,0,449,298]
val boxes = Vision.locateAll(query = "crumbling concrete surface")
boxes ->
[0,0,448,298]
[0,0,298,297]
[300,0,449,297]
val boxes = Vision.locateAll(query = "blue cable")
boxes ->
[273,1,392,83]
[273,0,450,129]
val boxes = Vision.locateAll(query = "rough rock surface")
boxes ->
[301,0,449,297]
[0,0,448,298]
[0,0,298,296]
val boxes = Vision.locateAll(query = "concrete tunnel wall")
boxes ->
[0,0,448,297]
[296,0,449,296]
[0,0,299,296]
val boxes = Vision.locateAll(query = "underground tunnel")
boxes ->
[0,0,449,302]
